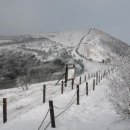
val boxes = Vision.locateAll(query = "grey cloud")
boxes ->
[0,0,130,44]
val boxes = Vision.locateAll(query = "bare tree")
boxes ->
[16,75,30,91]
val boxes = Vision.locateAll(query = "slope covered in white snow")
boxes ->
[0,28,130,130]
[0,69,130,130]
[77,28,129,62]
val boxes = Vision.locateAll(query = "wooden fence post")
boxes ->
[86,82,88,95]
[3,98,7,123]
[93,79,95,90]
[43,85,46,103]
[61,81,64,94]
[79,77,81,84]
[77,85,79,105]
[88,74,90,79]
[85,75,86,82]
[101,75,102,80]
[96,76,98,85]
[49,100,56,128]
[72,79,74,90]
[99,75,100,83]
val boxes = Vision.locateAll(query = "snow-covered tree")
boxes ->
[108,56,130,118]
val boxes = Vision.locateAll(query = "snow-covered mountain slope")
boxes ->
[0,29,130,129]
[34,30,89,47]
[77,28,129,62]
[0,28,129,63]
[0,28,129,89]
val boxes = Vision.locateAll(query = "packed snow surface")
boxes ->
[0,68,129,130]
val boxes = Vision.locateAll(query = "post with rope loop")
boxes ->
[49,100,56,128]
[77,85,79,105]
[61,81,64,94]
[86,82,88,95]
[93,79,95,90]
[3,98,7,123]
[43,85,46,103]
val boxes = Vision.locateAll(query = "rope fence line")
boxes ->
[0,67,114,126]
[54,91,77,110]
[55,98,77,119]
[79,88,86,93]
[6,90,43,105]
[37,109,50,130]
[43,121,51,130]
[2,96,43,122]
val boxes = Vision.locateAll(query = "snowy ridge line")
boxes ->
[37,109,50,130]
[75,28,92,61]
[54,90,77,110]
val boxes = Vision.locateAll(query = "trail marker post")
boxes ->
[72,79,74,90]
[61,81,64,94]
[49,100,56,128]
[3,98,7,123]
[80,77,81,84]
[65,64,75,87]
[85,75,86,82]
[77,85,79,105]
[86,82,88,95]
[43,85,46,103]
[93,79,95,90]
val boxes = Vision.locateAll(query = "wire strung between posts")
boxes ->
[7,97,42,116]
[46,85,61,90]
[80,92,86,97]
[43,121,51,130]
[55,98,76,118]
[44,81,93,130]
[54,91,77,110]
[37,109,50,130]
[79,88,86,93]
[44,92,77,130]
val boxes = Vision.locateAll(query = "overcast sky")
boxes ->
[0,0,130,44]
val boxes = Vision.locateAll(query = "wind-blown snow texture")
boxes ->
[0,28,130,130]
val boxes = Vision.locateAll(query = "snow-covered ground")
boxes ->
[0,28,130,130]
[0,67,130,130]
